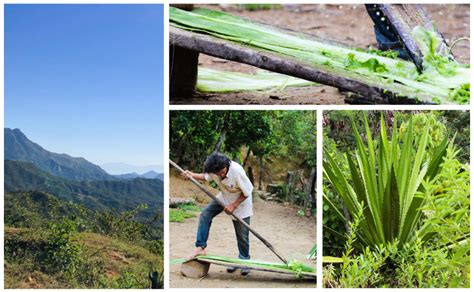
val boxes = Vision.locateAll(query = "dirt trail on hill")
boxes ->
[169,173,316,288]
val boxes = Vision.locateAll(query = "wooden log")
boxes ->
[181,260,210,278]
[344,91,425,104]
[170,4,194,10]
[170,26,434,104]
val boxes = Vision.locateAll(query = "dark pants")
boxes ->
[195,199,251,259]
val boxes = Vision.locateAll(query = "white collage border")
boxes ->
[0,0,472,291]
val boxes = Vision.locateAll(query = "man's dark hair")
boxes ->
[204,153,231,174]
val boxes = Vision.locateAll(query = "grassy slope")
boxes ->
[4,227,162,289]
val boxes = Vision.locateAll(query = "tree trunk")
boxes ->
[213,111,231,153]
[242,147,252,167]
[305,167,317,211]
[247,166,254,185]
[258,157,264,190]
[286,171,297,205]
[174,132,188,165]
[213,129,226,153]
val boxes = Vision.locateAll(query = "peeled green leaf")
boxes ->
[197,67,317,93]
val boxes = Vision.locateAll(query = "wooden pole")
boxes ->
[169,159,288,264]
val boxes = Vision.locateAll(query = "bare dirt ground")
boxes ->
[170,4,470,105]
[169,172,316,288]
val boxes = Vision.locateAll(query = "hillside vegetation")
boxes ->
[5,227,162,288]
[5,160,163,218]
[5,191,163,288]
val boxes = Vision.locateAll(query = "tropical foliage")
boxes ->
[170,110,316,210]
[323,111,470,288]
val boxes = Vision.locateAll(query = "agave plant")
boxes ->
[324,113,449,247]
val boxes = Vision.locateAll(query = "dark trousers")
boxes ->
[195,199,251,259]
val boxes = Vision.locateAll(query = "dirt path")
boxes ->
[171,4,470,105]
[169,174,316,288]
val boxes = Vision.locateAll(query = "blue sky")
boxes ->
[5,4,164,170]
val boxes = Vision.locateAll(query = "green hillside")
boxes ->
[5,191,163,288]
[5,227,163,288]
[5,160,163,218]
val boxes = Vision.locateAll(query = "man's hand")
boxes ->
[181,170,193,180]
[181,170,206,181]
[224,203,237,215]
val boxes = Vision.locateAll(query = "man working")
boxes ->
[181,153,254,276]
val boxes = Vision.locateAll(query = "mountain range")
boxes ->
[4,128,163,217]
[114,170,163,180]
[5,160,163,214]
[100,162,163,175]
[4,128,164,181]
[5,128,113,181]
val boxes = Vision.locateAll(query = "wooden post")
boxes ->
[170,46,199,98]
[169,5,199,98]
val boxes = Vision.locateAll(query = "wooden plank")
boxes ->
[380,4,451,70]
[170,26,433,104]
[196,258,317,279]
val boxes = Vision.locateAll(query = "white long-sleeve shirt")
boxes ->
[205,161,253,219]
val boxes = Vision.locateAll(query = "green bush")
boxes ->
[113,271,143,289]
[43,219,83,280]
